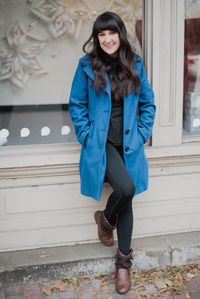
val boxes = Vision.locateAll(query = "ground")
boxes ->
[1,263,200,299]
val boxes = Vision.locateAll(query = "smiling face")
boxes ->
[97,30,120,57]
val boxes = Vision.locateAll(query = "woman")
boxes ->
[69,11,156,294]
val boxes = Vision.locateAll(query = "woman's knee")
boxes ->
[119,181,135,201]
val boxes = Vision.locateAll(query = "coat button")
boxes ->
[125,129,130,135]
[125,146,129,152]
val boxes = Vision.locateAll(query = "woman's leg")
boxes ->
[104,142,135,254]
[116,201,133,255]
[104,142,135,294]
[94,141,135,249]
[104,142,135,225]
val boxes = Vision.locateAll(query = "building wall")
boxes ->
[0,143,200,252]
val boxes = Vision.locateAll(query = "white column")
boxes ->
[145,0,185,146]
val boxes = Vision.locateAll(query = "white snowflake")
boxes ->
[0,21,46,88]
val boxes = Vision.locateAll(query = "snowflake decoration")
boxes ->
[31,0,88,39]
[0,21,47,88]
[30,0,143,44]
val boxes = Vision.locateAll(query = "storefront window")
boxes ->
[183,0,200,137]
[0,0,143,146]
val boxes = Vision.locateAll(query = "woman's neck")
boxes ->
[99,50,119,66]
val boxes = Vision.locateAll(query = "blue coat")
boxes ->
[69,54,156,201]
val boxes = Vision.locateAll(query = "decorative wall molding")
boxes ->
[0,141,200,169]
[0,146,200,188]
[159,0,176,126]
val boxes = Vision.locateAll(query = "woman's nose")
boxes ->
[105,34,112,43]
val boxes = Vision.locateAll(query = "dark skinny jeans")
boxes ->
[104,141,135,255]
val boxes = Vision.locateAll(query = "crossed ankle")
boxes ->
[103,210,117,227]
[118,249,130,256]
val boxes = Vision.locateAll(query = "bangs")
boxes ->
[94,17,120,35]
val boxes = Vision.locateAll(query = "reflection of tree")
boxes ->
[0,21,46,88]
[183,17,200,132]
[184,18,200,93]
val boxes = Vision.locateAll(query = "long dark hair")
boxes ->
[83,11,140,98]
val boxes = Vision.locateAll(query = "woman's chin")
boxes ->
[103,49,118,57]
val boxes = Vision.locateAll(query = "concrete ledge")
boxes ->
[0,231,200,287]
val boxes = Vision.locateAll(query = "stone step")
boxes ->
[0,231,200,288]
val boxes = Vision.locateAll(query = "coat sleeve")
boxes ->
[137,59,156,143]
[68,60,90,146]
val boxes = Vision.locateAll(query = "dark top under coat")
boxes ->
[100,53,124,146]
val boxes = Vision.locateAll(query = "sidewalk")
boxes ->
[0,266,200,299]
[0,232,200,298]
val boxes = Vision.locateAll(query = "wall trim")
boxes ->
[0,144,200,189]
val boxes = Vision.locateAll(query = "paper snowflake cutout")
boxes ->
[0,21,46,88]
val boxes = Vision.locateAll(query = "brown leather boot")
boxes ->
[115,249,133,294]
[94,210,116,246]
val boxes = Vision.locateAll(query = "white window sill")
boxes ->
[0,142,200,170]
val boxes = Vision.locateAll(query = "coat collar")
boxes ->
[80,53,142,96]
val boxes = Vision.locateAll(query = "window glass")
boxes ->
[183,0,200,137]
[0,0,143,146]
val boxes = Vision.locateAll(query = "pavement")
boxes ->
[0,231,200,299]
[1,270,200,298]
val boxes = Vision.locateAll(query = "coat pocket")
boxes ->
[137,128,145,146]
[84,120,94,148]
[136,118,145,146]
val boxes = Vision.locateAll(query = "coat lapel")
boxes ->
[83,64,95,81]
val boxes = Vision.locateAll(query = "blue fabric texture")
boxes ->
[69,54,156,201]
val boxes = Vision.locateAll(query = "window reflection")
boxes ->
[0,0,143,146]
[183,1,200,135]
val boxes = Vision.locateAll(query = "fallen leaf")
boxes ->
[42,287,52,296]
[162,278,173,287]
[41,263,200,297]
[154,278,168,290]
[135,289,143,299]
[64,277,82,286]
[186,273,195,279]
[142,295,151,299]
[107,272,116,280]
[134,285,145,292]
[51,280,65,292]
[171,266,181,273]
[99,284,109,292]
[158,288,170,295]
[185,291,191,299]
